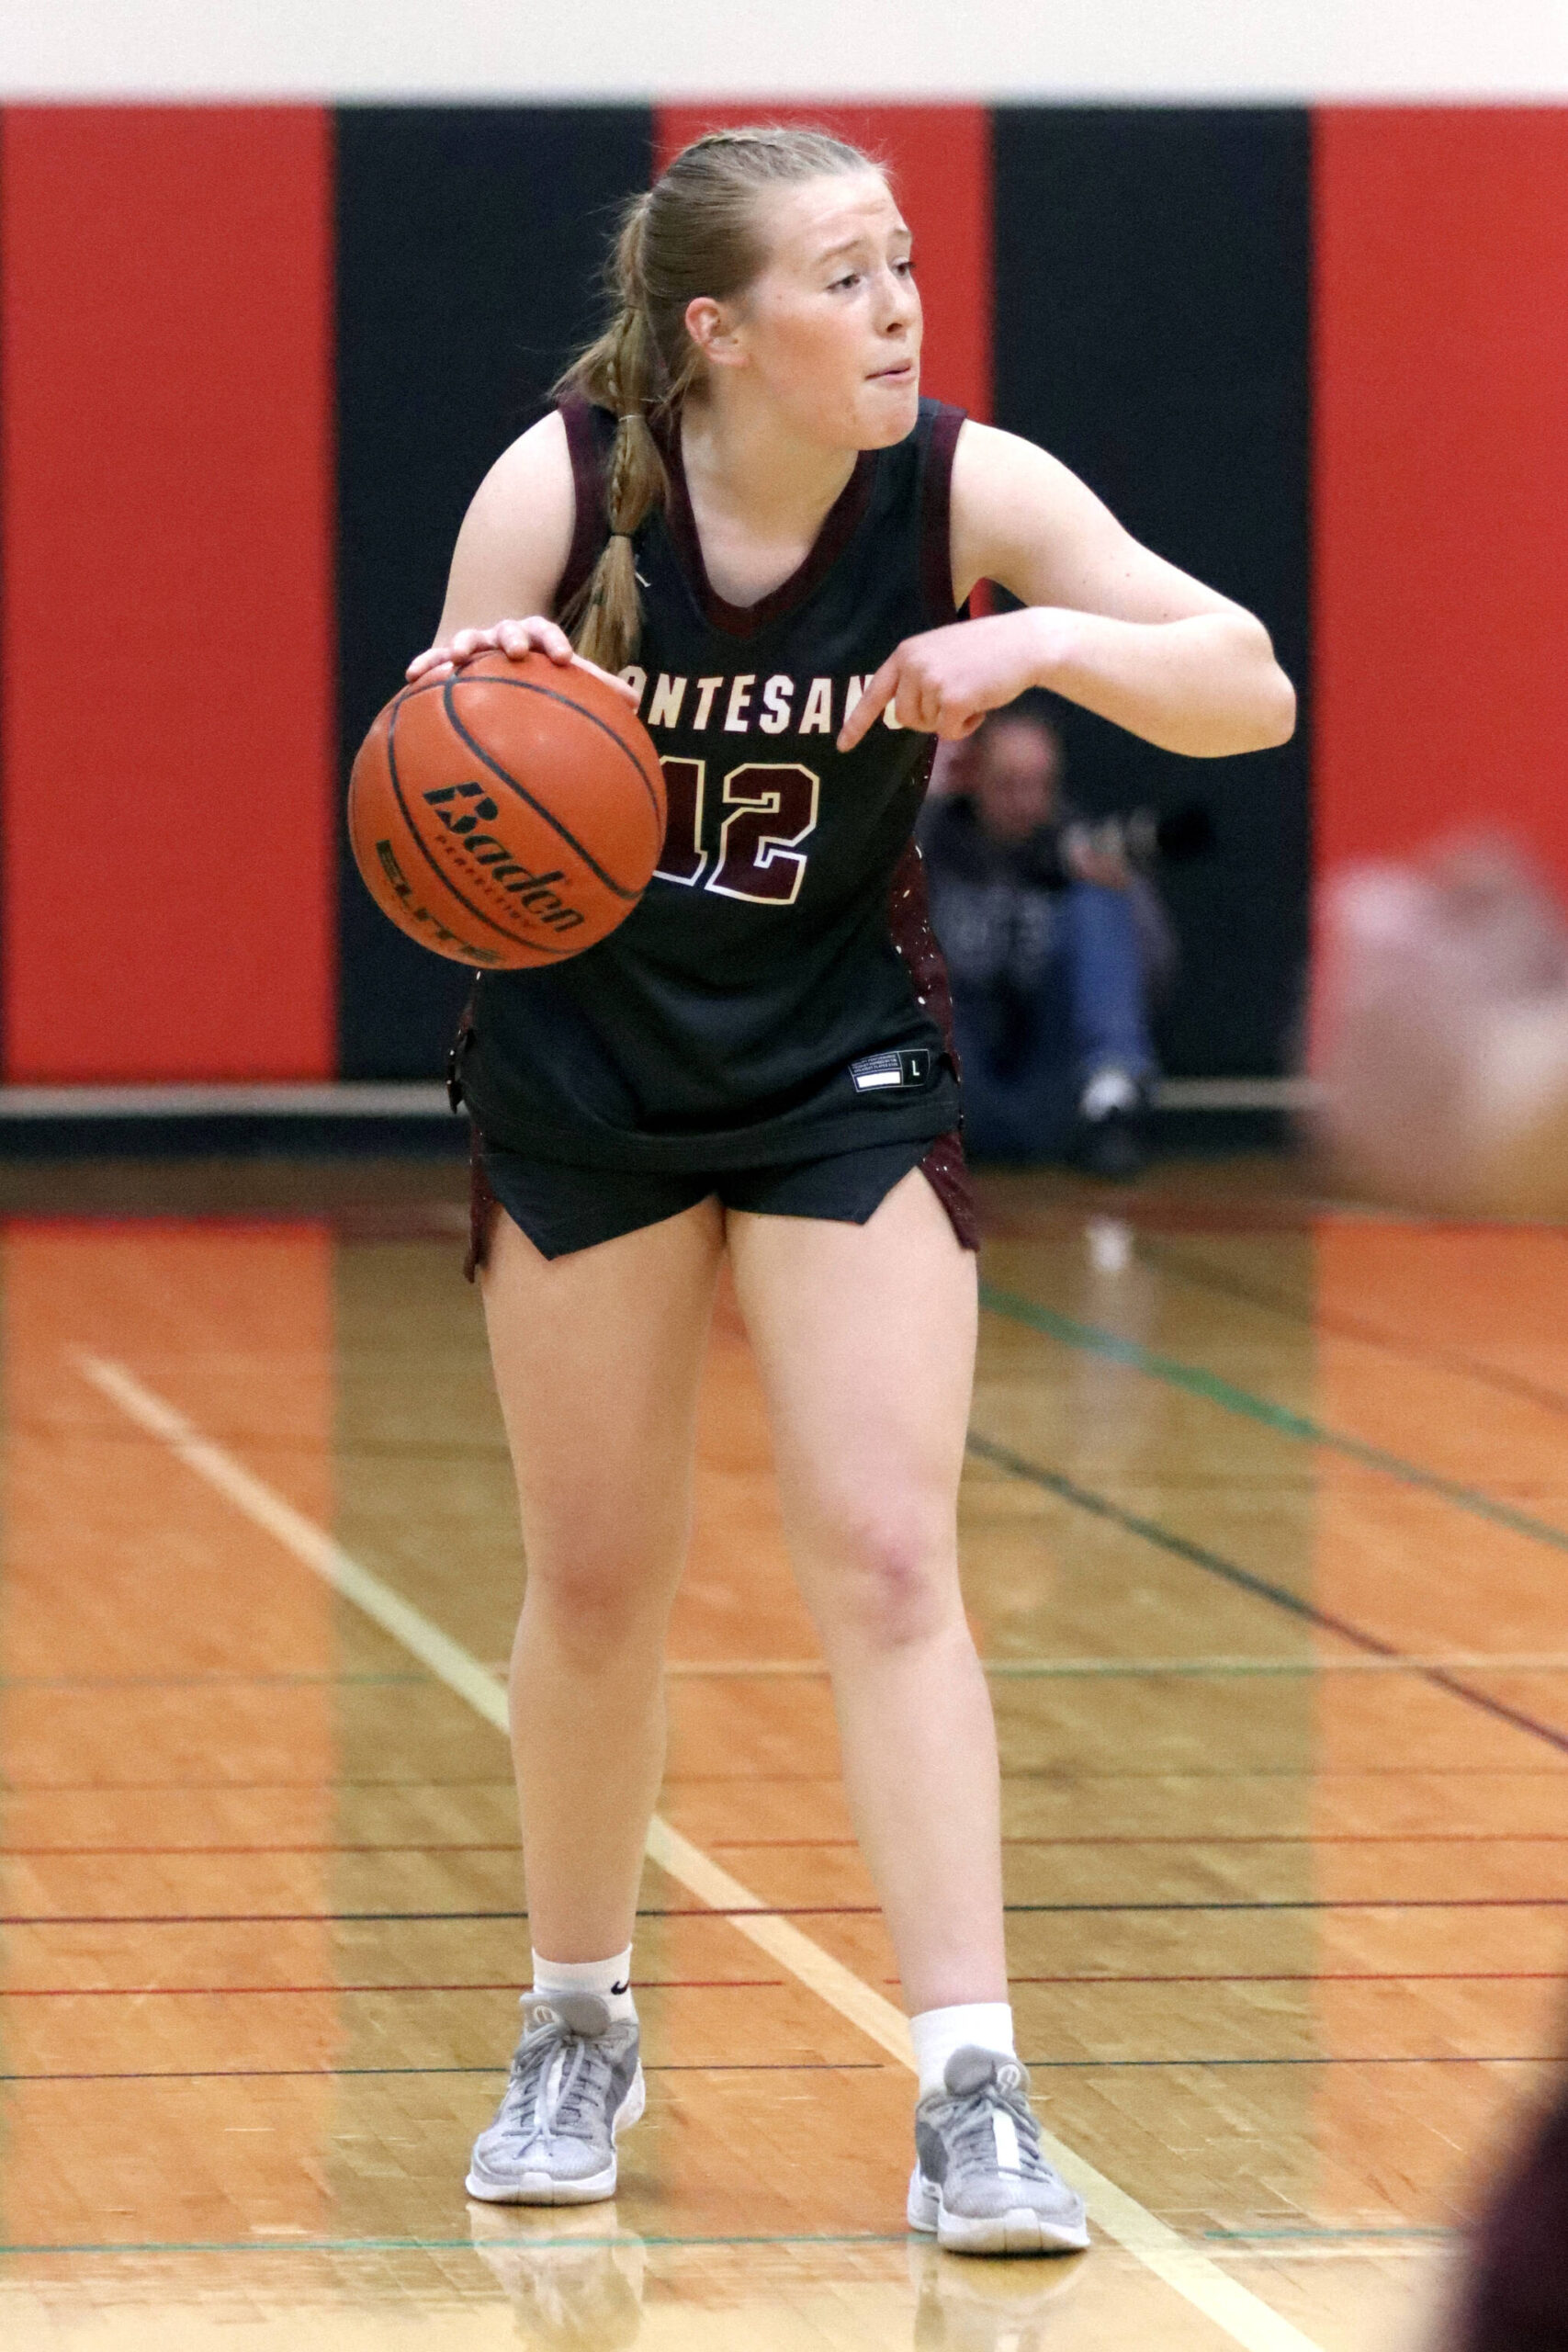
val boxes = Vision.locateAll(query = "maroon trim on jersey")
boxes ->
[919,403,966,628]
[465,1128,501,1282]
[556,393,610,614]
[661,424,875,640]
[919,1133,981,1254]
[887,834,981,1252]
[888,837,960,1068]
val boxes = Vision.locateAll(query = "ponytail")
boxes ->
[557,198,671,672]
[556,125,879,673]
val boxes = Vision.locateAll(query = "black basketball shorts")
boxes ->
[465,1128,979,1273]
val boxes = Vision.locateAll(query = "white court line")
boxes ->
[77,1350,1327,2352]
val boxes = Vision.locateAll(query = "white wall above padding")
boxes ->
[5,0,1568,102]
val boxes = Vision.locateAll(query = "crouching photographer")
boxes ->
[919,707,1205,1179]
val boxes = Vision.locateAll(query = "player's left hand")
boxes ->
[836,608,1061,751]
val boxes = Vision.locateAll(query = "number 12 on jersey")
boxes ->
[656,759,821,908]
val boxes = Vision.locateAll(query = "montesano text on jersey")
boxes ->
[456,396,968,1171]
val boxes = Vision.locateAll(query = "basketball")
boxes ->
[348,650,666,968]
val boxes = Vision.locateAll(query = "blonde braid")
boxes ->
[558,199,666,670]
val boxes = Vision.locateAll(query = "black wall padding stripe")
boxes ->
[335,106,654,1080]
[993,108,1311,1079]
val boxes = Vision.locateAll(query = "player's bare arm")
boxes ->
[404,413,637,704]
[837,419,1295,756]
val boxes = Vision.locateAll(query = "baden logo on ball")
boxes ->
[348,650,667,968]
[422,785,584,933]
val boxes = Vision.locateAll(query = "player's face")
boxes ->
[727,173,922,448]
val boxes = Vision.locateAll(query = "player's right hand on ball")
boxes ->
[406,617,638,707]
[407,615,572,681]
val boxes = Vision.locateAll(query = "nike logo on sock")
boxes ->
[610,1980,630,1996]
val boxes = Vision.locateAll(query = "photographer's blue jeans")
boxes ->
[953,883,1157,1162]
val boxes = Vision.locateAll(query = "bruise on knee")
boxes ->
[808,1515,960,1653]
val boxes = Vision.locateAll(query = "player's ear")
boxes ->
[684,295,746,370]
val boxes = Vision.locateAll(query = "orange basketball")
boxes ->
[348,650,666,968]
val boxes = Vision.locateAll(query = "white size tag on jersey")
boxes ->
[850,1048,932,1093]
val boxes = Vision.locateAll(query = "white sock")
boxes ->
[909,2002,1016,2099]
[531,1945,637,2025]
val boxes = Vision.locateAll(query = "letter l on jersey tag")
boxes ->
[850,1048,932,1093]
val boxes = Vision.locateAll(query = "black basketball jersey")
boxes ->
[457,394,968,1170]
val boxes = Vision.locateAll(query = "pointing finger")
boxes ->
[837,656,897,752]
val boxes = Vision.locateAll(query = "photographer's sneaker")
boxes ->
[466,1991,644,2205]
[1076,1067,1148,1182]
[908,2048,1090,2256]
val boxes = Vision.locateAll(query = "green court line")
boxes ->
[1020,2053,1550,2067]
[0,2230,909,2257]
[1138,1235,1568,1428]
[1204,2226,1450,2245]
[0,2063,881,2083]
[978,1281,1568,1558]
[963,1432,1568,1758]
[0,1672,428,1690]
[6,1882,1561,1918]
[981,1655,1568,1678]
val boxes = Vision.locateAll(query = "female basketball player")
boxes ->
[408,127,1294,2255]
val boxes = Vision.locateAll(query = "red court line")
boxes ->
[999,1899,1568,1913]
[1005,1972,1568,1986]
[19,1830,1564,1858]
[13,1766,1566,1791]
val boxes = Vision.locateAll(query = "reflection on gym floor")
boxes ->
[2,1153,1562,2349]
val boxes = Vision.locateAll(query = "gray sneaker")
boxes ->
[908,2047,1090,2256]
[466,1992,645,2205]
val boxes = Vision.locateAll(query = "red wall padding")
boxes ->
[1,107,335,1080]
[654,107,991,424]
[1314,108,1568,895]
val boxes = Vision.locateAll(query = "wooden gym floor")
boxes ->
[0,1148,1562,2350]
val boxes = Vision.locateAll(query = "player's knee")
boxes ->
[825,1512,957,1651]
[523,1544,670,1664]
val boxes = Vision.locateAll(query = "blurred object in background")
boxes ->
[920,710,1206,1178]
[1449,2074,1568,2352]
[1314,839,1568,1217]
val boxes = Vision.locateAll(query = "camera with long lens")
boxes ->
[1058,801,1216,877]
